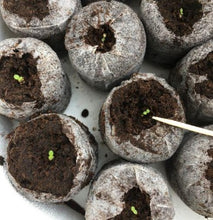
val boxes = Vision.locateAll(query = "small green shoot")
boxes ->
[13,74,24,84]
[101,33,107,43]
[141,109,151,117]
[131,206,138,215]
[179,8,184,18]
[48,150,54,161]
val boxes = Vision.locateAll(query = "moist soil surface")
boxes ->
[110,79,177,138]
[110,187,151,220]
[3,0,49,23]
[157,0,203,37]
[7,114,77,197]
[205,148,213,192]
[84,24,116,53]
[189,52,213,99]
[0,52,44,107]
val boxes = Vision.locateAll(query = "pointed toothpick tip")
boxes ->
[152,116,213,137]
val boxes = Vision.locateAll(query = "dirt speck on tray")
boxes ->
[82,109,89,118]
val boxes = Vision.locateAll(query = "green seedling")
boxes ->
[131,206,138,215]
[101,33,107,43]
[48,150,54,161]
[179,8,184,18]
[13,74,24,83]
[141,109,151,117]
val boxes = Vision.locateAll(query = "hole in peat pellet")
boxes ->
[157,0,203,37]
[205,148,213,192]
[84,24,116,53]
[189,52,213,99]
[3,0,49,23]
[0,53,44,107]
[110,187,151,220]
[81,109,89,118]
[7,115,77,196]
[110,79,177,138]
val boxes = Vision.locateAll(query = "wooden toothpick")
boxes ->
[152,116,213,137]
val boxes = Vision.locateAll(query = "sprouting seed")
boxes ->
[13,74,24,83]
[131,206,138,215]
[48,150,54,161]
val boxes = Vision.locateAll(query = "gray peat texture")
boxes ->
[0,0,81,39]
[85,162,174,220]
[140,0,213,65]
[5,113,98,203]
[169,125,213,217]
[0,38,71,121]
[65,0,146,91]
[170,39,213,123]
[100,73,185,163]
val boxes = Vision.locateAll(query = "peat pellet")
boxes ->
[168,125,213,217]
[170,39,213,124]
[85,162,174,220]
[0,38,71,121]
[99,73,185,163]
[65,0,146,90]
[0,0,81,40]
[5,113,98,203]
[140,0,213,66]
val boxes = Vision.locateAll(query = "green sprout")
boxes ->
[48,150,54,161]
[101,33,107,43]
[13,74,24,83]
[141,109,151,117]
[131,206,138,215]
[179,8,184,18]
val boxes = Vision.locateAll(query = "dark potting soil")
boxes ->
[156,0,203,37]
[110,187,151,220]
[189,52,213,99]
[7,115,77,196]
[0,156,5,166]
[205,148,213,192]
[84,24,116,53]
[0,52,44,107]
[110,79,177,137]
[3,0,49,23]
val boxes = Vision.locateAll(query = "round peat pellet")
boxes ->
[5,113,98,203]
[0,38,71,121]
[170,39,213,124]
[85,162,174,220]
[65,0,146,91]
[0,0,81,40]
[140,0,213,66]
[168,125,213,217]
[99,73,185,163]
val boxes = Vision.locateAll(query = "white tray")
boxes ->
[0,3,210,220]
